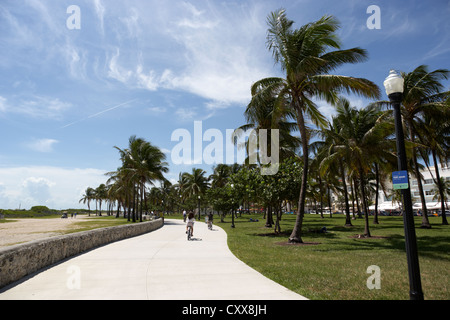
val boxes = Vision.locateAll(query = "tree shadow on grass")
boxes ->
[251,227,339,246]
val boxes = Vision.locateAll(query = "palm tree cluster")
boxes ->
[237,9,449,242]
[80,136,169,222]
[79,9,449,242]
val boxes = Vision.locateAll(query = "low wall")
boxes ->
[0,218,164,289]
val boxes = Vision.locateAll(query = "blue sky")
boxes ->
[0,0,449,209]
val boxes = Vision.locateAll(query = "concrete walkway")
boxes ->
[0,219,307,300]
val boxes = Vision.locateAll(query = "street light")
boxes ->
[384,70,424,300]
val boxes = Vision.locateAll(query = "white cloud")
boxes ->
[0,166,107,209]
[0,96,7,112]
[175,108,197,121]
[136,64,159,91]
[160,2,271,105]
[108,48,133,83]
[120,7,141,38]
[0,95,71,119]
[100,1,272,106]
[94,0,106,35]
[22,177,55,206]
[26,138,59,153]
[148,106,167,114]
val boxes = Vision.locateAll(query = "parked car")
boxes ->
[437,210,450,216]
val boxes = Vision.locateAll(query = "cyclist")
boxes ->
[186,212,195,237]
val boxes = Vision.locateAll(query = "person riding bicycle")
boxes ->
[186,212,195,237]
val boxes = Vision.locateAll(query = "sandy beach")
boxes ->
[0,217,90,248]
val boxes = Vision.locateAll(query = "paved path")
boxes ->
[0,219,307,300]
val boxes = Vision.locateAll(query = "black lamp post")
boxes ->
[384,70,424,300]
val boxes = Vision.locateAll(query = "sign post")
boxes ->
[392,170,409,190]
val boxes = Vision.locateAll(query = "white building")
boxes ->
[373,161,450,212]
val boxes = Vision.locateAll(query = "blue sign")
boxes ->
[392,170,409,190]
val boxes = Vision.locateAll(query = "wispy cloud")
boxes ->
[0,95,71,119]
[175,108,197,121]
[93,0,106,35]
[26,138,59,153]
[159,1,271,106]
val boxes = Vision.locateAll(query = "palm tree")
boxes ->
[402,66,449,227]
[113,136,168,222]
[79,187,95,216]
[209,164,231,188]
[321,99,395,236]
[234,92,300,165]
[318,117,354,226]
[95,184,107,216]
[254,10,380,243]
[182,168,209,219]
[431,178,450,208]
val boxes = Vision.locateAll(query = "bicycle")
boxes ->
[187,225,193,241]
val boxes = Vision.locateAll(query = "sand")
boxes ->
[0,217,91,248]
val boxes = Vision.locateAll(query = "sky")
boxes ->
[0,0,449,210]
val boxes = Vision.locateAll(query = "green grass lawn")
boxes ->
[214,213,449,300]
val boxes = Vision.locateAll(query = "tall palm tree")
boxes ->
[255,10,380,242]
[182,168,209,219]
[105,167,134,219]
[79,187,95,216]
[113,136,168,222]
[402,66,449,227]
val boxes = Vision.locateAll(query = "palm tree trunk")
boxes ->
[408,124,431,228]
[373,163,380,224]
[318,175,324,219]
[359,167,371,237]
[354,178,362,218]
[327,186,333,218]
[139,181,144,222]
[433,151,449,225]
[350,180,356,219]
[265,205,273,227]
[132,184,137,223]
[340,159,352,226]
[289,103,308,243]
